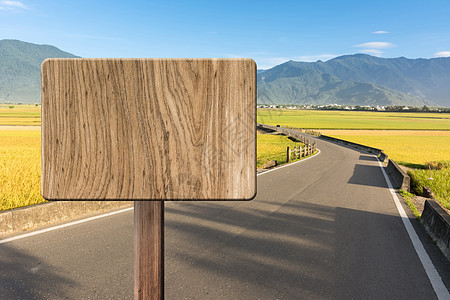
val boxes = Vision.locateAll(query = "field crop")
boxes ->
[2,106,449,211]
[257,109,450,130]
[0,104,41,125]
[0,129,46,211]
[320,130,450,166]
[257,133,307,168]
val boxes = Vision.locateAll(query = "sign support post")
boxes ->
[134,202,164,299]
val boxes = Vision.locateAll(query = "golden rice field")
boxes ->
[257,109,450,130]
[0,129,46,211]
[1,105,450,211]
[320,130,450,166]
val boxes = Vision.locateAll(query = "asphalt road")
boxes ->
[1,133,450,299]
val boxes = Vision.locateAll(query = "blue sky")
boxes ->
[1,0,450,69]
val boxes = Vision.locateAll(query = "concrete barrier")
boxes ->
[0,201,133,236]
[320,135,388,162]
[421,200,450,260]
[386,159,410,192]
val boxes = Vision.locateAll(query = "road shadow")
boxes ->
[0,243,75,299]
[358,154,378,161]
[165,200,447,299]
[165,200,337,298]
[348,164,388,188]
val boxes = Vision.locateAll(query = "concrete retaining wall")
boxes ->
[422,200,450,260]
[320,135,388,162]
[0,201,133,236]
[386,159,410,192]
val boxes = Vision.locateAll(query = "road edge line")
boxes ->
[258,149,321,176]
[376,157,449,299]
[0,207,134,244]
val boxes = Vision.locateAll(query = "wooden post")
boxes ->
[134,201,164,300]
[287,146,290,162]
[294,146,298,159]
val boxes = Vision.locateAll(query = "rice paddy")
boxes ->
[0,128,45,211]
[257,109,450,130]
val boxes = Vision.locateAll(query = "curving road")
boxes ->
[1,132,450,299]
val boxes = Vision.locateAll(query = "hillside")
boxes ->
[0,39,78,103]
[258,54,450,107]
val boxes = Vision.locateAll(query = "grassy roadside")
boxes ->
[399,190,421,218]
[407,162,450,211]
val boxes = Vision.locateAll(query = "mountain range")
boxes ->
[258,54,450,107]
[0,39,449,107]
[0,39,78,103]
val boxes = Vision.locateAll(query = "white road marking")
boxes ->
[376,157,449,299]
[0,207,134,244]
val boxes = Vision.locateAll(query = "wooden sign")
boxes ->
[41,58,256,201]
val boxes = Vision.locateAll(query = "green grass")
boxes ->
[408,164,450,210]
[399,190,420,218]
[258,109,450,130]
[257,134,307,168]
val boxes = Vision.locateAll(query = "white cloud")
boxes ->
[354,42,395,49]
[373,31,389,34]
[0,1,27,10]
[433,51,450,58]
[360,49,383,56]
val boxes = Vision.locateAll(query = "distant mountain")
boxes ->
[258,54,450,107]
[0,39,78,103]
[2,41,450,107]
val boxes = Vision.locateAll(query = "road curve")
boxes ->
[1,132,450,299]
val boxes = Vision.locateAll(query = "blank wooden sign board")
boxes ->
[41,58,256,299]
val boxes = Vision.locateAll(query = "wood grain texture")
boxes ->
[134,201,164,299]
[41,58,256,200]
